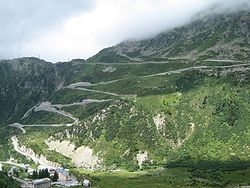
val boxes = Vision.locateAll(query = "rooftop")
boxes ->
[33,178,51,185]
[57,168,70,176]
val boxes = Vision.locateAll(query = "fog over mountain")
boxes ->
[0,0,249,62]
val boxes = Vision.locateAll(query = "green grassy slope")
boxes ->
[73,167,250,188]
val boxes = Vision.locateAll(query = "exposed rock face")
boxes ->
[12,136,60,168]
[153,114,165,135]
[136,151,148,169]
[45,139,101,170]
[102,66,117,73]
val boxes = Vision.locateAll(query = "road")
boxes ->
[9,123,26,133]
[80,59,249,65]
[203,59,244,63]
[34,101,80,124]
[10,62,250,130]
[52,99,112,108]
[11,136,57,169]
[20,99,111,127]
[66,85,123,96]
[66,63,250,92]
[142,64,250,78]
[9,103,80,129]
[0,160,31,169]
[21,104,39,120]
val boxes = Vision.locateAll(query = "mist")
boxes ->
[0,0,249,62]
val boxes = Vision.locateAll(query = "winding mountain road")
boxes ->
[66,63,250,92]
[10,98,112,130]
[6,61,250,171]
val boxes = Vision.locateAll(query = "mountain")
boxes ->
[0,10,250,188]
[0,57,62,124]
[0,57,86,125]
[88,10,250,63]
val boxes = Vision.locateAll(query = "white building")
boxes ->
[83,179,91,187]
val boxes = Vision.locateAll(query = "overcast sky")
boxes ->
[0,0,249,62]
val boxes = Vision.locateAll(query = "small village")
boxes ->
[0,161,91,188]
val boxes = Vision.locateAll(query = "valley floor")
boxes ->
[72,167,250,188]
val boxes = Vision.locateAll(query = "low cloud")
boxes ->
[0,0,249,62]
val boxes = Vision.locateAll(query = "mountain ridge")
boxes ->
[88,10,250,63]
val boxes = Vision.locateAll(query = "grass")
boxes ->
[92,70,201,96]
[72,166,250,188]
[136,93,181,114]
[65,61,195,84]
[1,163,29,179]
[0,171,20,188]
[61,101,112,121]
[72,168,191,188]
